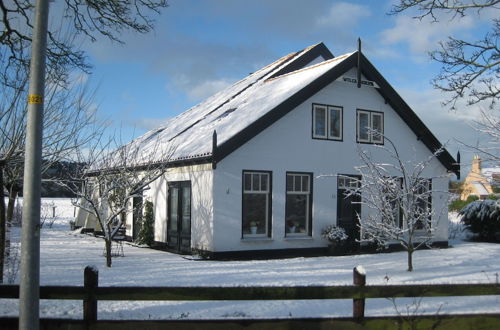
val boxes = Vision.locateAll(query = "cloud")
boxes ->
[185,78,233,101]
[398,87,486,151]
[380,14,475,55]
[134,117,172,131]
[317,2,371,29]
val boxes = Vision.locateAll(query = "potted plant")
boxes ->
[287,220,297,233]
[321,225,348,255]
[249,221,259,234]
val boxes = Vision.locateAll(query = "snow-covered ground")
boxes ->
[1,198,499,320]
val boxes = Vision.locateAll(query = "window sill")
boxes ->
[241,237,273,242]
[284,236,313,241]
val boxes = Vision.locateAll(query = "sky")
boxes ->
[69,0,496,172]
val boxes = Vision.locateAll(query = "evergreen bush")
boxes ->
[459,200,500,242]
[136,200,154,246]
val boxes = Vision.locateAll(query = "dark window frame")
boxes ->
[312,103,343,141]
[241,170,273,238]
[356,109,384,145]
[285,171,313,237]
[415,178,432,231]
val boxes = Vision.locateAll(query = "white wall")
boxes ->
[146,164,214,251]
[213,69,450,252]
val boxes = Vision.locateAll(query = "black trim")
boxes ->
[86,156,212,177]
[193,247,329,260]
[285,171,314,237]
[214,51,459,177]
[212,130,217,170]
[241,170,273,239]
[269,42,334,80]
[356,109,384,145]
[311,103,343,141]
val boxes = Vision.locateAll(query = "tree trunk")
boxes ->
[0,167,5,283]
[105,238,112,267]
[6,189,19,226]
[407,248,414,272]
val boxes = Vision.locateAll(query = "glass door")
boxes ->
[167,181,191,253]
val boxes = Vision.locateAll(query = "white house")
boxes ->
[82,43,460,257]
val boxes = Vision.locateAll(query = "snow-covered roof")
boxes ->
[121,43,343,165]
[472,182,491,196]
[482,167,500,180]
[96,42,459,176]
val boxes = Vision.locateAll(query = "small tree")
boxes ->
[346,136,448,271]
[60,135,175,267]
[136,200,155,246]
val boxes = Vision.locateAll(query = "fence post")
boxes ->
[353,265,366,320]
[83,265,98,322]
[52,206,56,218]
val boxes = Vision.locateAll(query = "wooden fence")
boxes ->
[0,266,499,329]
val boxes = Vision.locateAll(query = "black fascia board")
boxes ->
[358,53,459,177]
[86,156,212,177]
[215,53,357,163]
[268,42,334,80]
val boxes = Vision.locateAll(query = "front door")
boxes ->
[337,175,361,252]
[167,181,191,253]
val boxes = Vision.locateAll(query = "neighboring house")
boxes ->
[461,155,499,200]
[76,43,459,257]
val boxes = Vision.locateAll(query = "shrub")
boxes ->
[321,225,348,244]
[459,200,500,242]
[136,200,154,246]
[449,195,478,212]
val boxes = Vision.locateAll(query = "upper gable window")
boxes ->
[357,109,384,144]
[312,104,343,141]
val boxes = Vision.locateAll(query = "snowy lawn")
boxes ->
[1,199,499,320]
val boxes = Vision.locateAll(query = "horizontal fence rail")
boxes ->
[1,283,500,300]
[1,266,499,329]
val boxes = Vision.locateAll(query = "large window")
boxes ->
[415,179,432,231]
[285,173,312,236]
[313,104,343,140]
[381,177,403,228]
[357,109,383,144]
[242,171,272,238]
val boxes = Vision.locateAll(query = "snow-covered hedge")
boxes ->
[459,200,500,242]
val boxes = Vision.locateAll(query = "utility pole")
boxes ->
[19,0,50,329]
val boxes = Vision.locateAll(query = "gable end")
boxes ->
[214,51,459,178]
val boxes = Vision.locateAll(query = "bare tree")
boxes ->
[460,108,500,164]
[1,0,168,79]
[60,135,175,267]
[0,63,101,282]
[346,136,447,271]
[1,0,168,282]
[390,0,499,109]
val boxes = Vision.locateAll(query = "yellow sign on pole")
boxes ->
[28,94,43,104]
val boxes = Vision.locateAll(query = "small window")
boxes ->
[357,109,384,144]
[313,104,342,140]
[242,171,271,238]
[285,173,312,236]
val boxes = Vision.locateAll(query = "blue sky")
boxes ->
[76,0,495,169]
